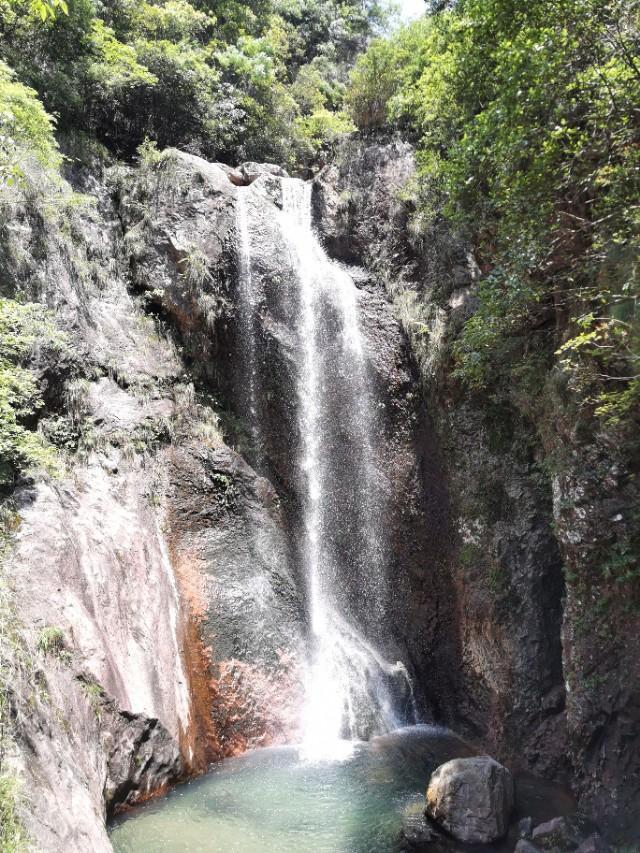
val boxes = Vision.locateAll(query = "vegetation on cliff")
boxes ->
[348,0,640,617]
[349,0,640,433]
[0,0,390,482]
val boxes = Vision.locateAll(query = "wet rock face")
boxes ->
[313,136,567,773]
[426,757,514,844]
[228,175,434,716]
[167,442,305,752]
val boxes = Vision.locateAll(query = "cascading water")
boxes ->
[235,189,263,463]
[279,179,415,759]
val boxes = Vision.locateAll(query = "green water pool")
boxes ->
[109,726,573,853]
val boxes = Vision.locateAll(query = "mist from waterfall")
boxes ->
[235,177,415,762]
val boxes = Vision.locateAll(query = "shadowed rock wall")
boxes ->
[312,134,640,841]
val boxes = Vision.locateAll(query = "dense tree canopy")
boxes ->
[0,0,388,164]
[348,0,640,428]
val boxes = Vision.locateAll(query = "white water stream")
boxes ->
[236,179,415,761]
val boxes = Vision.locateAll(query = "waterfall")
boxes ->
[235,189,262,464]
[233,177,415,762]
[279,179,415,760]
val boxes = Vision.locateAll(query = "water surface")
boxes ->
[110,726,573,853]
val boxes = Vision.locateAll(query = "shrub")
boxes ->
[36,626,65,656]
[0,774,26,852]
[0,299,70,487]
[0,60,61,184]
[293,107,354,161]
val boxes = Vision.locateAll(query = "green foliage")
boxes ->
[0,60,61,186]
[349,0,640,429]
[0,299,70,487]
[602,540,640,591]
[36,626,65,657]
[6,0,67,21]
[78,676,105,719]
[88,20,157,93]
[346,36,399,130]
[293,107,355,161]
[0,774,26,852]
[0,0,387,165]
[450,269,540,390]
[459,541,481,568]
[0,515,28,853]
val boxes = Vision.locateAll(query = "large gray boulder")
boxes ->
[426,756,514,843]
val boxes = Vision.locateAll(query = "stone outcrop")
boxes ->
[239,162,289,184]
[426,756,514,843]
[514,816,612,853]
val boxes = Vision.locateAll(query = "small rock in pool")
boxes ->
[531,815,601,850]
[399,802,442,849]
[515,841,540,853]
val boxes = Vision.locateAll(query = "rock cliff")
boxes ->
[0,150,307,850]
[1,145,433,849]
[312,135,640,841]
[2,136,638,849]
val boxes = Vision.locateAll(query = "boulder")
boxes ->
[515,842,540,853]
[239,161,288,183]
[216,163,244,185]
[531,815,599,850]
[426,756,514,843]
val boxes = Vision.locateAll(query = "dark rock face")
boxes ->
[117,149,237,383]
[100,702,183,815]
[425,756,514,843]
[313,135,640,841]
